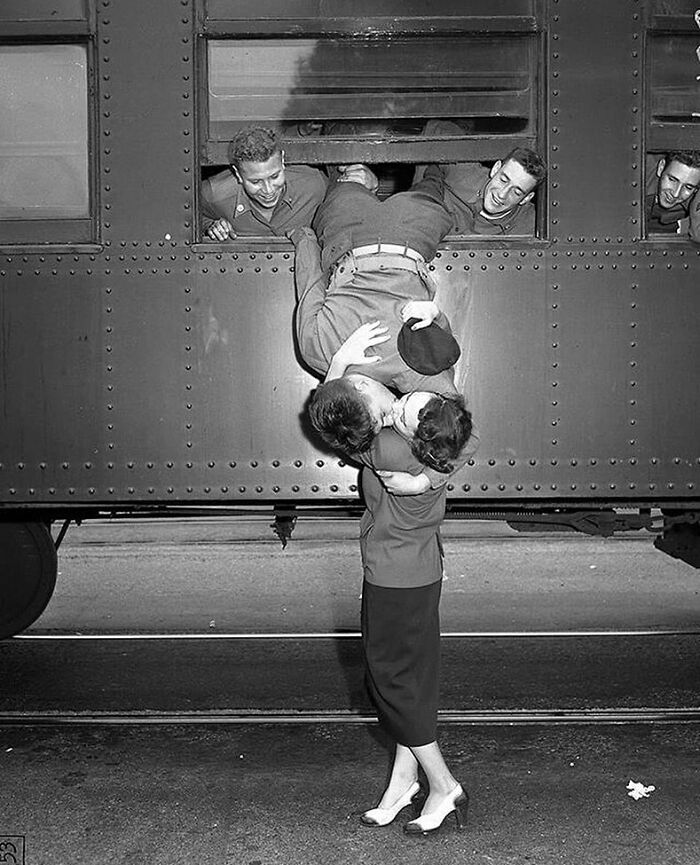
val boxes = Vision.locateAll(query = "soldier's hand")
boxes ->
[401,300,440,330]
[206,218,234,241]
[337,164,379,193]
[334,321,390,367]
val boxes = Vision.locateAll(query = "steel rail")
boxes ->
[0,708,699,727]
[15,628,700,640]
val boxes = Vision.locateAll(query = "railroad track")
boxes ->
[2,627,699,727]
[1,707,699,726]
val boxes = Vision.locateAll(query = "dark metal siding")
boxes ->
[1,0,698,509]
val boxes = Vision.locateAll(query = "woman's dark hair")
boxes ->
[308,379,376,454]
[410,394,472,474]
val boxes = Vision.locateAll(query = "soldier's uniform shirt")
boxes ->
[200,165,327,237]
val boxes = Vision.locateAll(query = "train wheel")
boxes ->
[0,521,57,639]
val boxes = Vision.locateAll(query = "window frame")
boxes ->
[195,4,546,243]
[0,10,97,248]
[643,13,700,242]
[645,17,700,152]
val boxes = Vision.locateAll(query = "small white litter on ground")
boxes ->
[627,780,655,800]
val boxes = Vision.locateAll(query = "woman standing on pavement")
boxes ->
[321,327,471,836]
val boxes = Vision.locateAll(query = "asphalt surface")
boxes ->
[2,634,699,715]
[1,723,698,865]
[1,518,699,864]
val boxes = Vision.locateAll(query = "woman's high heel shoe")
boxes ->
[360,780,422,827]
[403,783,468,836]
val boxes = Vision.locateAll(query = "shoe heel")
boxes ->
[410,785,426,818]
[453,793,469,829]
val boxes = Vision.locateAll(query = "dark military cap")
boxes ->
[397,318,461,375]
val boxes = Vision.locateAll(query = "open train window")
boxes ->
[0,43,92,245]
[198,2,543,241]
[644,10,700,241]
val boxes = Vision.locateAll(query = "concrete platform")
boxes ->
[38,517,700,635]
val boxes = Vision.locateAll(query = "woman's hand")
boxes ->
[324,321,390,381]
[400,300,439,330]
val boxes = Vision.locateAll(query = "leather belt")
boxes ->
[350,243,425,263]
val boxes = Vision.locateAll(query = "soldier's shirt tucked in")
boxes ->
[294,168,457,397]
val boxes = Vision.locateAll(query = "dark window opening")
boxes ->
[199,28,542,241]
[644,151,700,241]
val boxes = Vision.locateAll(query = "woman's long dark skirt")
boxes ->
[360,578,442,748]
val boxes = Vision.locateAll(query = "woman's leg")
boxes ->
[402,740,467,833]
[361,743,422,825]
[409,740,460,807]
[374,743,419,808]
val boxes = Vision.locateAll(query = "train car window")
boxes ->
[644,13,700,241]
[200,26,541,241]
[206,36,534,147]
[648,34,699,128]
[0,44,91,244]
[204,0,535,18]
[649,0,700,15]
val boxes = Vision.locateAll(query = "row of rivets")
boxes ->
[6,257,697,278]
[2,248,699,270]
[183,285,194,447]
[5,481,695,496]
[629,279,639,444]
[460,482,694,492]
[3,485,359,495]
[99,0,193,238]
[5,456,697,471]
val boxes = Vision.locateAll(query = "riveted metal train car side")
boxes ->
[1,0,699,636]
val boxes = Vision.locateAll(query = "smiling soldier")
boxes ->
[415,119,546,236]
[200,126,328,239]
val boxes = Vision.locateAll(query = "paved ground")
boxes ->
[1,722,698,865]
[2,518,699,864]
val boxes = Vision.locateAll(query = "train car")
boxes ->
[1,0,699,638]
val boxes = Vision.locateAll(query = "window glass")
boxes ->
[208,36,534,142]
[0,44,88,221]
[649,0,699,14]
[205,0,534,19]
[648,34,700,126]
